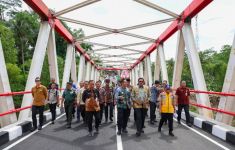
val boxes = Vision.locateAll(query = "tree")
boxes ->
[8,11,39,74]
[0,22,17,64]
[0,0,22,21]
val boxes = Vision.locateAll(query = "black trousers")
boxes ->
[77,105,86,122]
[32,105,44,128]
[134,108,147,133]
[86,111,100,132]
[126,107,131,119]
[64,102,73,125]
[158,113,173,132]
[105,103,113,120]
[149,101,156,122]
[49,103,57,121]
[117,108,128,131]
[177,104,191,124]
[99,104,104,122]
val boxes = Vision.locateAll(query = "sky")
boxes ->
[22,0,235,67]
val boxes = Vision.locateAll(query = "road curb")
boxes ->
[0,108,62,147]
[175,111,235,145]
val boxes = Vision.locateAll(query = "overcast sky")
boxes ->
[23,0,235,67]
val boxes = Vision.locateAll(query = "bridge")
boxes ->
[0,0,235,149]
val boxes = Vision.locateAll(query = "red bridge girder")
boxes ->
[24,0,96,67]
[131,0,213,69]
[24,0,213,70]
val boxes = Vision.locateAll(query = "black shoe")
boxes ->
[186,123,192,127]
[169,132,174,136]
[94,128,99,134]
[141,130,144,133]
[105,119,108,123]
[31,127,37,132]
[51,121,54,124]
[117,131,121,135]
[143,125,146,128]
[122,129,128,133]
[88,132,93,137]
[178,120,181,124]
[158,128,161,132]
[110,118,113,122]
[136,132,141,137]
[66,124,71,128]
[38,126,42,130]
[153,120,158,122]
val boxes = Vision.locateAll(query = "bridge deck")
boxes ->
[1,111,234,150]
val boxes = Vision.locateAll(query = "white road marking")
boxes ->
[3,114,65,150]
[173,118,230,150]
[115,107,123,150]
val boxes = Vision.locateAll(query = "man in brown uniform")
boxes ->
[31,77,48,131]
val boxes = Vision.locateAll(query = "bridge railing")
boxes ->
[0,89,235,118]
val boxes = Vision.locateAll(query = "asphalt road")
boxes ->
[1,109,234,150]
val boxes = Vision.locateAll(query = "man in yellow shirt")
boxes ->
[158,86,175,136]
[31,77,48,131]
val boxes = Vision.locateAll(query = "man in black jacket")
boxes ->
[82,80,100,136]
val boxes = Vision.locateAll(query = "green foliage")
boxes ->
[0,0,22,20]
[6,63,25,108]
[8,11,39,73]
[0,22,17,64]
[163,46,231,91]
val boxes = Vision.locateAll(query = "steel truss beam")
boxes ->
[131,0,213,69]
[54,0,101,17]
[77,41,145,53]
[93,47,144,53]
[99,56,137,60]
[98,67,129,71]
[59,16,159,41]
[103,60,134,63]
[95,52,141,57]
[24,0,96,67]
[80,41,153,48]
[133,0,179,18]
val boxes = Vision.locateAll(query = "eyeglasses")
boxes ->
[139,81,144,83]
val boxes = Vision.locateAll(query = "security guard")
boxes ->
[158,86,175,136]
[131,78,150,137]
[61,82,77,128]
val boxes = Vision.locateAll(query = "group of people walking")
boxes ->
[30,76,192,137]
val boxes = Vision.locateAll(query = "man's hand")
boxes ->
[119,96,124,100]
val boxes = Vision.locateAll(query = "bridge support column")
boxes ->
[77,55,85,83]
[85,62,91,81]
[19,22,51,121]
[182,23,213,118]
[146,55,153,86]
[47,29,60,87]
[144,58,148,85]
[154,51,161,81]
[158,44,169,83]
[135,66,139,84]
[94,69,97,82]
[70,49,77,83]
[172,30,185,89]
[139,62,144,78]
[61,44,74,90]
[0,38,17,126]
[216,34,235,125]
[96,70,100,81]
[131,69,135,85]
